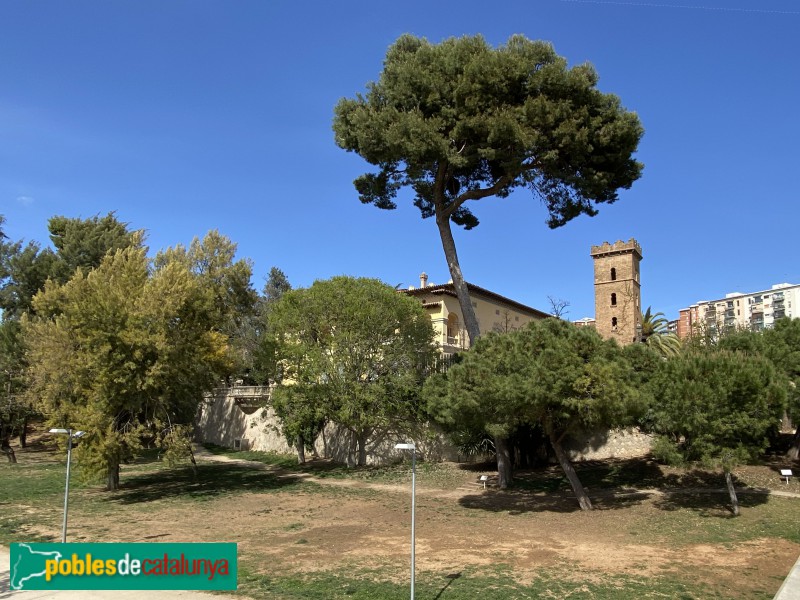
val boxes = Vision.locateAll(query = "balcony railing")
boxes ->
[444,329,469,350]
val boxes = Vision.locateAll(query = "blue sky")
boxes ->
[1,0,798,322]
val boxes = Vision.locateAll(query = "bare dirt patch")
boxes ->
[7,443,799,597]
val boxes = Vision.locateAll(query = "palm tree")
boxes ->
[641,307,681,357]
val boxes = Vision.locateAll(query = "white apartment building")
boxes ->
[677,283,800,339]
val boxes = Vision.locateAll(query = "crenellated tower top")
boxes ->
[590,239,642,260]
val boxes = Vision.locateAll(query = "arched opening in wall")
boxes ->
[447,313,460,344]
[612,317,618,330]
[611,268,617,281]
[234,398,261,415]
[611,293,617,306]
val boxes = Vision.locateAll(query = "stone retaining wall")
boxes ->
[195,392,653,463]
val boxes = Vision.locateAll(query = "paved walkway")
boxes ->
[774,553,800,599]
[0,546,248,600]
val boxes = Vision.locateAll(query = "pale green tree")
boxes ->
[156,230,258,383]
[23,246,230,489]
[270,277,436,466]
[1,214,141,452]
[334,34,644,345]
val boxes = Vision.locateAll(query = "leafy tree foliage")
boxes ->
[715,320,800,458]
[0,320,35,462]
[334,34,643,345]
[155,230,257,330]
[1,213,142,454]
[269,276,436,466]
[156,230,258,384]
[649,351,786,515]
[263,266,292,305]
[230,266,294,385]
[763,319,800,421]
[427,319,643,509]
[1,212,138,319]
[0,240,57,319]
[47,212,140,285]
[23,246,230,489]
[270,386,326,464]
[692,321,800,452]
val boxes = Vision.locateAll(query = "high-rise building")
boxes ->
[677,283,800,339]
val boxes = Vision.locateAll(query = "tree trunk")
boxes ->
[786,427,800,461]
[106,460,120,491]
[19,417,28,448]
[295,437,306,465]
[495,436,513,489]
[725,469,740,516]
[550,432,593,511]
[188,444,198,481]
[435,214,481,346]
[356,432,368,466]
[1,439,16,463]
[346,432,357,468]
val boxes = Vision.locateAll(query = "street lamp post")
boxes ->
[395,442,416,600]
[49,428,85,543]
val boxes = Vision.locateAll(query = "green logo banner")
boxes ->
[10,542,237,590]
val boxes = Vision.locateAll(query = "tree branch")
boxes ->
[440,175,513,219]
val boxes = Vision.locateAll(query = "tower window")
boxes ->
[610,268,617,281]
[611,293,617,306]
[612,317,618,329]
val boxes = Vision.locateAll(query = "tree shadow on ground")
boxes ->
[455,460,496,473]
[457,457,775,516]
[651,468,770,515]
[498,456,665,495]
[653,489,769,516]
[658,468,732,489]
[457,457,660,514]
[105,463,307,505]
[459,487,651,514]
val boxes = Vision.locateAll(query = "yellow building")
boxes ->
[403,272,551,354]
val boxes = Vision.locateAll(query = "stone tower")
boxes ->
[591,239,642,345]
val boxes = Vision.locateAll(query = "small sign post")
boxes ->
[780,469,793,484]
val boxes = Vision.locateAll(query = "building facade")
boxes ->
[677,283,800,339]
[590,239,643,345]
[403,272,551,354]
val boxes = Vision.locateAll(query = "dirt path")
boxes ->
[8,444,799,597]
[192,445,800,502]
